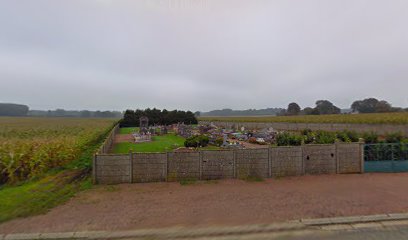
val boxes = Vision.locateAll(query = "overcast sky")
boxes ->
[1,0,407,112]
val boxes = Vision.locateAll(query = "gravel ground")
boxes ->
[1,173,408,234]
[114,134,134,143]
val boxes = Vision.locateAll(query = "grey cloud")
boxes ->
[0,0,407,111]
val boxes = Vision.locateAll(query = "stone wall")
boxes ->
[201,150,234,180]
[98,124,120,154]
[270,146,303,177]
[95,154,131,184]
[303,144,337,175]
[235,149,269,179]
[133,153,167,183]
[167,152,200,181]
[94,143,364,184]
[199,121,408,136]
[337,142,363,173]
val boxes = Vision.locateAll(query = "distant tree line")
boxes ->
[121,108,198,127]
[351,98,403,113]
[281,98,407,116]
[0,103,122,118]
[29,109,122,118]
[281,100,341,116]
[0,103,29,116]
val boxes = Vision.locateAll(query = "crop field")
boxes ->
[199,112,408,125]
[0,117,117,184]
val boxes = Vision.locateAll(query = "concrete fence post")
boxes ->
[166,152,170,182]
[164,152,168,182]
[199,151,203,180]
[301,145,306,175]
[335,142,340,174]
[233,150,237,179]
[92,154,97,184]
[268,147,272,178]
[129,152,133,183]
[360,142,365,173]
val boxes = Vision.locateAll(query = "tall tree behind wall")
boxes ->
[120,108,198,127]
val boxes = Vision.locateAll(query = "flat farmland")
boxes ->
[0,117,118,222]
[0,117,117,184]
[199,112,408,124]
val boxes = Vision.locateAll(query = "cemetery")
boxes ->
[115,114,408,155]
[97,115,407,185]
[112,115,364,155]
[111,116,282,154]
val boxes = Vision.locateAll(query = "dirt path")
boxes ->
[113,134,134,143]
[1,173,408,234]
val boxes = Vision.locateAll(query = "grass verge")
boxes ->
[113,134,185,153]
[119,127,139,134]
[240,176,265,182]
[0,123,116,223]
[0,170,92,223]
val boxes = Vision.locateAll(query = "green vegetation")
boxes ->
[184,135,210,148]
[179,178,198,185]
[351,98,397,113]
[277,130,355,146]
[0,171,92,223]
[121,108,197,127]
[0,117,116,222]
[313,131,337,144]
[113,142,138,153]
[113,134,185,153]
[335,130,359,143]
[0,117,117,184]
[119,127,139,134]
[199,112,408,125]
[275,129,408,146]
[385,132,404,143]
[362,132,379,144]
[276,132,303,146]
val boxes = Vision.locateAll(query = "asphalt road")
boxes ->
[3,217,408,240]
[175,222,408,240]
[206,225,408,240]
[323,227,408,240]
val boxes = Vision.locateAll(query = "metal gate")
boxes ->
[364,143,408,172]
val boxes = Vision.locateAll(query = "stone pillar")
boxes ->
[129,152,133,183]
[92,154,97,184]
[360,142,365,173]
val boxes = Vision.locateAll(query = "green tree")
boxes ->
[287,102,301,116]
[302,107,314,115]
[314,100,341,115]
[351,98,393,113]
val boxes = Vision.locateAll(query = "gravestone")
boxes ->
[140,116,149,135]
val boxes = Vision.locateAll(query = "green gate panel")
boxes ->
[364,143,408,173]
[365,160,408,173]
[393,161,408,172]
